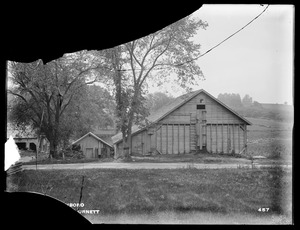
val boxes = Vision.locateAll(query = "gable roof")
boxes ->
[112,89,251,144]
[72,132,113,148]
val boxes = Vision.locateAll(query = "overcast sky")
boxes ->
[150,4,294,105]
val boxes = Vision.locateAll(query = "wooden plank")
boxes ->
[206,124,210,152]
[168,125,172,154]
[155,126,157,150]
[210,124,212,153]
[203,125,206,148]
[172,124,174,154]
[178,124,180,154]
[183,124,186,154]
[199,123,202,150]
[238,124,240,154]
[190,113,192,152]
[186,125,190,153]
[222,124,227,153]
[232,124,235,153]
[166,124,168,154]
[160,125,162,153]
[227,124,230,153]
[244,124,247,155]
[174,125,179,154]
[216,124,218,153]
[161,121,191,125]
[221,124,224,153]
[179,125,185,154]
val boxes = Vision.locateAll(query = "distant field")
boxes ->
[246,117,293,159]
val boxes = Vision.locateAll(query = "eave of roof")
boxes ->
[72,132,113,148]
[112,89,252,144]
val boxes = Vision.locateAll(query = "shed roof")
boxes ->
[72,132,113,148]
[112,89,251,144]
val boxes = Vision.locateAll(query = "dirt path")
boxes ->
[22,161,292,170]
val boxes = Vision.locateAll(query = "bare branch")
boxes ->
[139,35,173,87]
[125,43,137,83]
[7,90,28,104]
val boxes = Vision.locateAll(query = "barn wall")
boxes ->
[205,124,247,154]
[153,124,191,154]
[168,92,244,124]
[76,136,103,158]
[117,91,249,155]
[157,92,247,154]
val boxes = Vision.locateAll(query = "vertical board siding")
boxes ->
[216,124,219,153]
[223,125,228,153]
[227,124,231,153]
[212,125,217,153]
[160,125,163,153]
[207,124,211,153]
[217,124,222,153]
[168,125,173,154]
[156,126,161,153]
[202,125,207,149]
[221,124,224,153]
[244,124,247,155]
[238,125,240,153]
[172,124,174,154]
[239,125,244,153]
[185,125,190,153]
[161,125,167,154]
[183,125,186,153]
[166,124,169,154]
[173,125,179,154]
[178,125,184,154]
[123,91,249,155]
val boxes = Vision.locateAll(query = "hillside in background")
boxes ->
[232,103,293,122]
[216,93,293,122]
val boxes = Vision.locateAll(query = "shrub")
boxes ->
[59,145,85,159]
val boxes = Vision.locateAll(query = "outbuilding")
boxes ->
[72,132,113,158]
[112,89,251,156]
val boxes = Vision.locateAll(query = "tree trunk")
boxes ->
[51,94,61,158]
[49,139,55,158]
[114,128,132,161]
[123,131,132,160]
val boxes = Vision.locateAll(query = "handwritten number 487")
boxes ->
[258,208,269,212]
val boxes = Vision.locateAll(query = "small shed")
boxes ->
[112,89,252,156]
[72,132,113,158]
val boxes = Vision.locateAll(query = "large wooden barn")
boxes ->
[112,89,251,156]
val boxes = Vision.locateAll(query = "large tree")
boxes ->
[8,51,108,158]
[52,84,116,148]
[101,15,208,160]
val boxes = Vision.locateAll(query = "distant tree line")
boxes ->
[217,93,292,122]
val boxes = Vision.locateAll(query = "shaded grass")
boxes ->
[245,117,293,160]
[131,152,247,164]
[247,130,292,160]
[22,156,114,165]
[7,168,292,216]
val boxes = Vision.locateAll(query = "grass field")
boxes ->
[246,117,293,160]
[7,167,292,220]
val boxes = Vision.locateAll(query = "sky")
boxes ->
[149,4,294,105]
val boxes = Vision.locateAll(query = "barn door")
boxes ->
[86,148,93,158]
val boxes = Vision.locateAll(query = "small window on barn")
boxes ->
[200,99,204,104]
[197,104,205,109]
